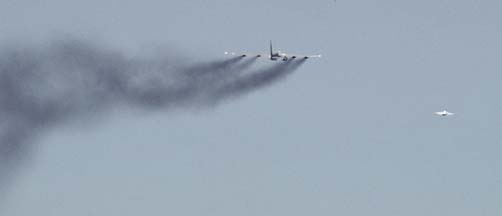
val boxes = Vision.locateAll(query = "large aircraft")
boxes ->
[434,110,454,117]
[225,41,321,61]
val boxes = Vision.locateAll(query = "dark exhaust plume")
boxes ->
[213,59,306,100]
[0,39,305,191]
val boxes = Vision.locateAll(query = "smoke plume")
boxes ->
[0,38,306,189]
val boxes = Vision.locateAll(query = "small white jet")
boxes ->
[225,41,321,61]
[434,110,454,117]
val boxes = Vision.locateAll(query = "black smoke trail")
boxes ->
[213,59,306,99]
[0,39,305,192]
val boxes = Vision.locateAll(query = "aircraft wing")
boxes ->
[434,111,454,116]
[288,54,322,59]
[305,54,322,59]
[224,51,267,58]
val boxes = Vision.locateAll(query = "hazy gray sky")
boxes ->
[1,0,502,215]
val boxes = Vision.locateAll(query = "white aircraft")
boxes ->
[225,41,321,61]
[434,110,454,117]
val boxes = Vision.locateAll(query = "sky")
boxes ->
[1,0,502,215]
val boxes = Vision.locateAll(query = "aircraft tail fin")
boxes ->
[269,40,273,57]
